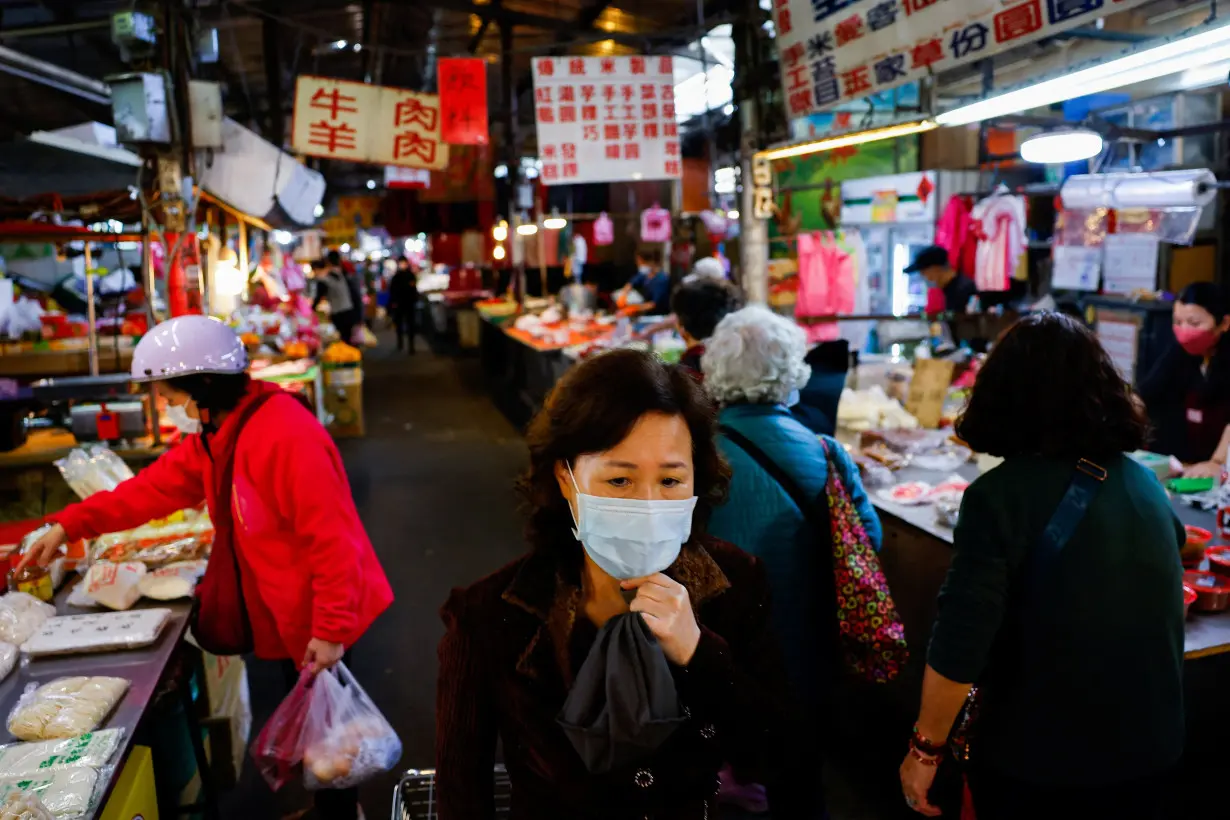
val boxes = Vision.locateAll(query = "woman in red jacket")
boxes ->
[21,315,392,820]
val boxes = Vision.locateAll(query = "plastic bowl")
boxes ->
[1182,526,1214,567]
[1184,584,1199,619]
[1185,571,1230,613]
[1208,546,1230,580]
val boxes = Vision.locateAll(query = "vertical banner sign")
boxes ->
[531,55,682,186]
[438,58,489,145]
[752,156,776,220]
[772,0,1154,116]
[291,76,449,170]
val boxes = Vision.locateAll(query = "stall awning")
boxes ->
[0,221,142,243]
[0,124,141,200]
[198,118,325,227]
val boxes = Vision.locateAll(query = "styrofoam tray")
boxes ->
[21,610,172,657]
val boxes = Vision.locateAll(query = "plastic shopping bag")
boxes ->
[252,663,400,792]
[301,663,401,790]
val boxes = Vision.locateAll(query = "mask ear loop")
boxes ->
[566,462,582,537]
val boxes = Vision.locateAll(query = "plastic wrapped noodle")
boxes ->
[0,769,97,819]
[22,610,171,658]
[0,595,55,647]
[0,790,54,820]
[0,731,124,778]
[7,678,129,742]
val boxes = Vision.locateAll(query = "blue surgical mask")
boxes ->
[638,265,651,276]
[567,464,696,580]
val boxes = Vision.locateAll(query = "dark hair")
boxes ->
[955,312,1148,460]
[516,348,730,557]
[163,373,252,417]
[636,247,663,266]
[1177,282,1228,322]
[671,278,744,342]
[326,250,342,267]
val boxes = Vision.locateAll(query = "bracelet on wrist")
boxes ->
[908,746,942,767]
[911,725,948,757]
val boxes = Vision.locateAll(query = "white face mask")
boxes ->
[638,265,651,276]
[165,402,201,435]
[567,463,697,580]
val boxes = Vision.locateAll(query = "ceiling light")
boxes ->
[757,120,938,162]
[516,222,539,236]
[543,208,567,230]
[274,230,294,245]
[936,21,1230,126]
[493,245,506,260]
[353,43,362,52]
[492,219,508,242]
[340,243,351,253]
[366,179,376,190]
[494,164,508,178]
[1020,130,1105,164]
[727,210,740,219]
[313,203,324,218]
[333,40,348,50]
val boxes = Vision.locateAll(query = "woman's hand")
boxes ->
[15,524,67,572]
[622,574,701,666]
[1184,460,1223,479]
[899,751,942,817]
[303,638,345,674]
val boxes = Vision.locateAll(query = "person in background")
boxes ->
[20,315,393,820]
[900,312,1183,819]
[313,251,360,345]
[1139,282,1230,477]
[704,306,882,818]
[617,247,672,315]
[388,256,419,354]
[906,245,977,314]
[436,348,798,819]
[671,276,743,376]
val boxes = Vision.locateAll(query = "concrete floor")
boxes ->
[222,335,904,819]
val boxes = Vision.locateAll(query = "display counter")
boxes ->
[0,430,165,471]
[0,345,134,380]
[0,585,195,818]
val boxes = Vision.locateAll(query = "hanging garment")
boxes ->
[971,194,1027,292]
[936,195,978,276]
[641,205,672,243]
[796,232,855,344]
[835,231,873,352]
[593,212,614,246]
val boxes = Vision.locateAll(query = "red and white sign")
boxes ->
[384,166,431,189]
[438,58,489,146]
[772,0,1153,116]
[291,75,449,170]
[530,55,682,186]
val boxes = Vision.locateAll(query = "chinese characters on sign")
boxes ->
[438,58,489,145]
[751,156,776,220]
[772,0,1152,115]
[531,55,682,186]
[291,76,449,170]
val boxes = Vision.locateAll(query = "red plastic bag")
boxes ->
[251,663,402,792]
[251,669,315,791]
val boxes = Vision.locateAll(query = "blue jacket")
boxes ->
[707,403,882,701]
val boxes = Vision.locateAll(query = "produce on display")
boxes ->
[22,611,171,658]
[7,678,129,742]
[322,342,362,364]
[0,731,123,777]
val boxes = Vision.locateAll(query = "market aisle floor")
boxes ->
[221,334,529,818]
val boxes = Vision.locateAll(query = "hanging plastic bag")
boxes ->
[301,663,401,790]
[251,670,314,791]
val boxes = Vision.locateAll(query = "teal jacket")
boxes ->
[928,454,1185,784]
[708,403,882,701]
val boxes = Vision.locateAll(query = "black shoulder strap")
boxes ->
[1028,458,1107,588]
[719,424,830,535]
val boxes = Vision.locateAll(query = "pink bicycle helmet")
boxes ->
[130,315,248,383]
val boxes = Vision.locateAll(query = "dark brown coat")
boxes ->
[435,535,792,820]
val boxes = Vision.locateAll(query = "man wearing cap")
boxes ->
[906,245,977,314]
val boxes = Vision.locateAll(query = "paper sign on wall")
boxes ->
[438,58,489,146]
[291,76,448,170]
[1096,312,1140,383]
[1102,233,1160,295]
[771,0,1154,117]
[1052,245,1101,291]
[905,358,955,430]
[530,55,682,185]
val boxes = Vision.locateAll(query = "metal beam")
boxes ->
[1055,26,1152,43]
[0,44,110,102]
[0,19,110,40]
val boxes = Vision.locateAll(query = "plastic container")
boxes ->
[1207,546,1230,580]
[1182,526,1213,568]
[1184,585,1199,619]
[1184,571,1230,613]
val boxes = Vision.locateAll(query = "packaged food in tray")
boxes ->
[137,561,206,601]
[89,535,208,568]
[22,610,171,658]
[0,790,55,820]
[7,678,129,742]
[0,768,98,818]
[0,730,124,777]
[861,428,949,456]
[82,563,145,611]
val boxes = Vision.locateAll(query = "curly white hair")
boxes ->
[684,257,726,283]
[701,306,812,405]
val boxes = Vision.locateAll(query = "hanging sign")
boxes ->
[530,55,682,185]
[291,75,449,170]
[772,0,1154,116]
[641,205,672,243]
[905,358,955,430]
[385,166,431,189]
[438,58,489,145]
[870,190,898,223]
[752,155,775,220]
[593,213,615,246]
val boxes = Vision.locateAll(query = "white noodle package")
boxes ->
[0,731,124,778]
[0,790,54,820]
[22,610,171,658]
[0,596,55,647]
[7,678,129,742]
[0,769,98,819]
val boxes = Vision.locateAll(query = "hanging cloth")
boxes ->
[835,231,872,353]
[796,232,854,344]
[936,195,978,277]
[640,204,672,243]
[971,194,1026,292]
[593,212,615,246]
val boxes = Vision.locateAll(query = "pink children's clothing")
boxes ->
[971,194,1027,292]
[795,232,855,343]
[640,205,671,242]
[936,195,978,276]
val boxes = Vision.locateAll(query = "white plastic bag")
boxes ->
[0,730,124,777]
[82,562,145,611]
[0,769,95,819]
[0,594,54,646]
[300,664,401,790]
[0,789,55,820]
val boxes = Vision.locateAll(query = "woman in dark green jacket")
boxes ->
[900,313,1184,819]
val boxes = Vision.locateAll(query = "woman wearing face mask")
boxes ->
[436,348,800,820]
[20,315,391,820]
[616,248,673,316]
[1139,282,1230,477]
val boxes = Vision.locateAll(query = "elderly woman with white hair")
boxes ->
[703,306,882,817]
